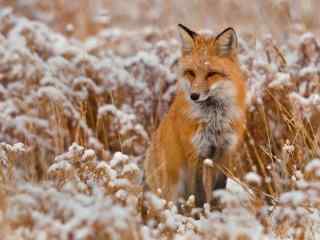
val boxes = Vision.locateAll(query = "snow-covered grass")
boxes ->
[0,2,320,240]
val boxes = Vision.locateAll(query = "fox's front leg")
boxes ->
[194,154,229,207]
[194,164,207,207]
[193,164,218,207]
[199,163,227,206]
[209,150,229,191]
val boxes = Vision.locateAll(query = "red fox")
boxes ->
[144,24,246,206]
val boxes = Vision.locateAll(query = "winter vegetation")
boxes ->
[0,1,320,239]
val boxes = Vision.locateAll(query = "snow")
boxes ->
[203,159,214,167]
[145,192,165,211]
[110,152,129,167]
[245,172,262,185]
[282,141,295,154]
[279,191,305,206]
[96,161,117,179]
[68,143,85,157]
[299,65,318,76]
[81,149,96,162]
[186,195,195,207]
[48,160,72,173]
[38,86,68,103]
[268,73,291,88]
[0,142,26,153]
[122,163,140,175]
[299,32,316,44]
[305,159,320,174]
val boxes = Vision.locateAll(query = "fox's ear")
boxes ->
[178,24,197,53]
[215,27,238,56]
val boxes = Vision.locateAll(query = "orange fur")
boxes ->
[144,26,246,205]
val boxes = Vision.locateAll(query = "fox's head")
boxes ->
[177,24,245,110]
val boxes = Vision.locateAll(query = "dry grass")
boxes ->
[0,1,319,239]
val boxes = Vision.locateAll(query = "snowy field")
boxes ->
[0,1,320,239]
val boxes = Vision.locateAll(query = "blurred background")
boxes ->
[1,0,320,40]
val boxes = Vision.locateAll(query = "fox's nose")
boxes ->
[190,93,200,101]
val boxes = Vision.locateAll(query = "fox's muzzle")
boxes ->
[190,90,210,102]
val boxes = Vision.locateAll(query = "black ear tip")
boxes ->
[215,27,237,41]
[177,24,197,39]
[177,24,188,31]
[222,27,237,36]
[226,27,236,32]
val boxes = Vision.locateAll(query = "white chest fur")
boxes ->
[190,80,240,160]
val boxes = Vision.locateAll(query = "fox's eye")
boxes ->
[183,69,195,79]
[206,71,224,79]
